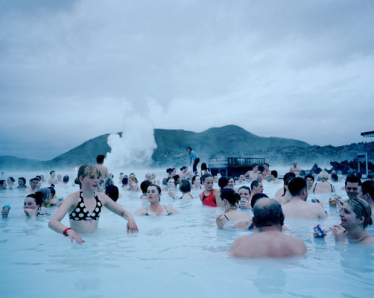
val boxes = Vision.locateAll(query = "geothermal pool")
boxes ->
[0,169,373,298]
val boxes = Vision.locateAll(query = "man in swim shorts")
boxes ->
[229,198,306,258]
[281,177,327,219]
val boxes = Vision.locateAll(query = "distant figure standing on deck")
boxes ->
[290,161,301,176]
[95,155,109,183]
[187,147,200,174]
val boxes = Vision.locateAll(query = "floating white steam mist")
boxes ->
[105,113,157,171]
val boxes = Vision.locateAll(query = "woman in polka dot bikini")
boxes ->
[49,164,138,245]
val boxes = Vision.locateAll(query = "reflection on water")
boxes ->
[0,169,374,298]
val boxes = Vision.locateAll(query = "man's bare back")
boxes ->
[282,199,327,219]
[230,228,306,258]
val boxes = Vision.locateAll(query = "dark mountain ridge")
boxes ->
[1,125,372,170]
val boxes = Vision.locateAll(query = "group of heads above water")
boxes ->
[1,155,374,257]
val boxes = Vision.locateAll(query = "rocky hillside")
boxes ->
[1,125,373,170]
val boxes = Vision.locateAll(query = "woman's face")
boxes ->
[147,186,160,201]
[306,178,314,187]
[203,177,214,191]
[339,202,361,229]
[227,178,235,188]
[24,197,38,210]
[81,171,100,191]
[167,179,175,188]
[238,189,250,200]
[194,176,201,185]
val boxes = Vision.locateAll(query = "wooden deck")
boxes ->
[208,157,265,177]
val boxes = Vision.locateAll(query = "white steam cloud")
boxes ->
[105,113,157,171]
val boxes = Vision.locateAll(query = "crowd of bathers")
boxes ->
[1,156,374,256]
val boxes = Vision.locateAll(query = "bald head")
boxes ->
[253,198,284,228]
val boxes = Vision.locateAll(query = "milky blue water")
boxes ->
[1,169,373,298]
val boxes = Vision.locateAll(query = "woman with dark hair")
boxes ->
[274,172,296,205]
[216,189,249,228]
[1,194,44,218]
[218,176,228,190]
[105,185,119,202]
[238,186,251,209]
[178,179,193,200]
[191,175,202,190]
[121,176,129,188]
[199,163,209,177]
[135,184,179,215]
[314,198,374,244]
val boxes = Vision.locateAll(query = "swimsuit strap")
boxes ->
[248,222,255,230]
[224,214,229,221]
[145,207,149,216]
[163,205,171,215]
[312,183,317,193]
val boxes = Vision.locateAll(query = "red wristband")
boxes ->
[63,227,72,236]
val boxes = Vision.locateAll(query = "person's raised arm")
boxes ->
[48,194,85,245]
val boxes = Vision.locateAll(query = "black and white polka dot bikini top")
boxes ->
[69,192,102,221]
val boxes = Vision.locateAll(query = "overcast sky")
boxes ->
[1,0,374,160]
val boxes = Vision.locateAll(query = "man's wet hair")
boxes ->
[305,174,314,181]
[250,180,261,190]
[253,199,284,228]
[63,175,69,183]
[251,193,269,208]
[271,170,278,178]
[50,171,55,175]
[18,177,26,184]
[96,155,105,164]
[186,146,192,151]
[8,177,15,183]
[288,177,307,196]
[345,174,361,186]
[263,163,269,167]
